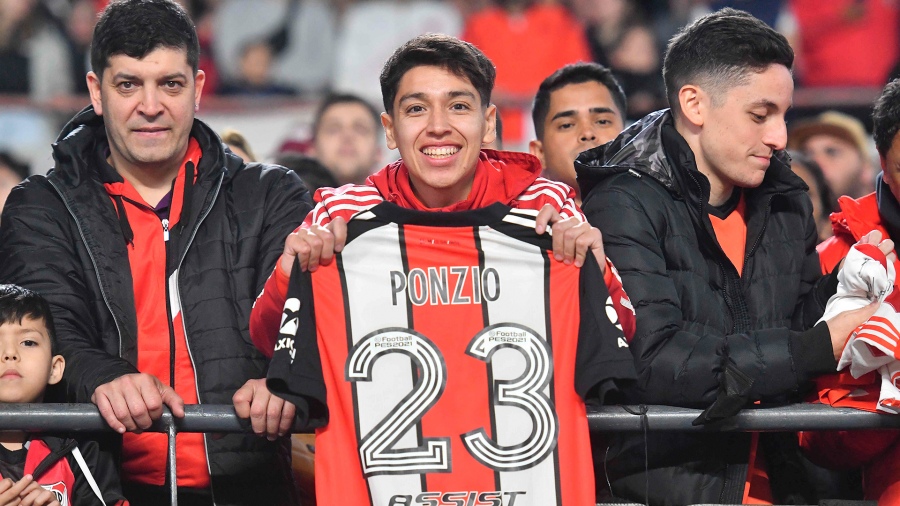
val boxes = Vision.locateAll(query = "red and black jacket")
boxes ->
[0,436,127,505]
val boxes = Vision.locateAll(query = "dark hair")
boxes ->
[531,62,627,140]
[274,153,340,192]
[663,8,793,115]
[0,285,56,354]
[313,94,381,138]
[0,152,29,181]
[91,0,200,79]
[380,34,495,114]
[873,79,900,158]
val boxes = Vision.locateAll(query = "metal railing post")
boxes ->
[166,409,177,506]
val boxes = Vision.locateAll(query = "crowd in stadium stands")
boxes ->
[3,0,900,505]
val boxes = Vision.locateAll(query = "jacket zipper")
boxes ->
[172,172,224,505]
[744,195,775,263]
[163,218,176,390]
[47,179,125,359]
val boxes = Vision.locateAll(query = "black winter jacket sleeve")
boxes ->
[584,180,835,411]
[0,179,139,402]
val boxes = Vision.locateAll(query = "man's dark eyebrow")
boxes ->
[111,72,139,82]
[398,90,477,105]
[110,72,188,82]
[550,107,617,122]
[589,107,617,116]
[550,110,577,122]
[398,92,428,105]
[160,72,189,81]
[749,99,780,111]
[448,90,477,100]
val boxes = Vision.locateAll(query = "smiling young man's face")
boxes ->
[0,317,64,404]
[381,65,496,209]
[87,46,205,181]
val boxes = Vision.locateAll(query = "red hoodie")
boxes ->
[250,150,635,355]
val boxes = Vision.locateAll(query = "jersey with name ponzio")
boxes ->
[267,202,635,506]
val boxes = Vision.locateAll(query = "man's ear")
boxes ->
[382,112,397,150]
[48,355,65,385]
[481,104,497,146]
[193,69,206,112]
[87,71,103,116]
[528,140,546,167]
[677,84,706,128]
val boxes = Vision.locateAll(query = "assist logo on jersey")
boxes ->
[41,481,67,506]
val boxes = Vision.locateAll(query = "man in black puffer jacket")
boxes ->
[0,1,311,504]
[576,8,888,505]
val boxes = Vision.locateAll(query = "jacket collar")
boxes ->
[575,108,804,206]
[366,149,544,212]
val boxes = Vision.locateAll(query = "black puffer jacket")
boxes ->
[576,110,836,504]
[0,107,312,505]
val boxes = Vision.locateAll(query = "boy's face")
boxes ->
[0,317,64,403]
[382,65,496,209]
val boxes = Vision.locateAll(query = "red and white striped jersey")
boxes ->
[267,202,636,506]
[304,177,583,229]
[817,243,900,413]
[250,156,636,356]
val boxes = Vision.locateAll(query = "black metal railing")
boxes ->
[1,403,894,505]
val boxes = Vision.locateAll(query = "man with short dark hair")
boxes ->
[575,8,887,504]
[310,93,382,185]
[529,62,626,203]
[0,0,311,504]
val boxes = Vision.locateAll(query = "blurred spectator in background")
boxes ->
[219,39,297,96]
[221,128,258,162]
[571,0,664,118]
[214,0,336,96]
[0,0,72,100]
[0,151,28,216]
[332,0,462,106]
[529,62,626,203]
[789,150,836,242]
[274,152,339,192]
[309,93,381,185]
[707,0,785,28]
[63,0,98,96]
[790,0,900,87]
[462,0,591,146]
[788,111,876,201]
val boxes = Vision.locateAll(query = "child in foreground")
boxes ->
[0,284,128,506]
